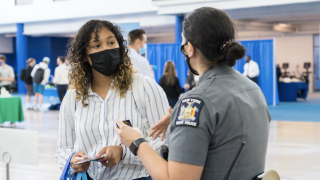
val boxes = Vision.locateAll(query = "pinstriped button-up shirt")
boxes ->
[55,75,169,180]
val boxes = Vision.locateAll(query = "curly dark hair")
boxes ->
[67,20,135,107]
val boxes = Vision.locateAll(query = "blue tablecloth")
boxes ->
[43,88,59,98]
[279,82,308,101]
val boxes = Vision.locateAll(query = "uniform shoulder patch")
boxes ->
[175,98,203,127]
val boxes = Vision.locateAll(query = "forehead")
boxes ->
[90,27,115,41]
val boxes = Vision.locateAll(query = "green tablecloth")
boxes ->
[0,96,24,124]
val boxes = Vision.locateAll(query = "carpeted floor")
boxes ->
[268,96,320,122]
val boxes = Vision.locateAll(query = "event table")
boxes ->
[279,82,308,101]
[0,96,24,124]
[43,87,59,98]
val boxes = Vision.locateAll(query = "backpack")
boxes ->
[20,68,27,82]
[33,68,45,84]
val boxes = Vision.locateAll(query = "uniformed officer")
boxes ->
[116,7,270,180]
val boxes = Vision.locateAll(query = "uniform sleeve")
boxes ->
[55,90,76,170]
[168,97,216,166]
[122,77,170,165]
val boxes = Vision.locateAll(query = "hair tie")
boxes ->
[220,39,233,52]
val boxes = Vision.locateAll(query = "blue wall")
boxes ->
[1,36,70,93]
[147,43,188,87]
[50,37,70,70]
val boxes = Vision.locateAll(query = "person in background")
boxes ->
[25,58,36,110]
[0,54,15,93]
[53,56,69,103]
[243,55,260,84]
[31,57,51,111]
[184,70,201,91]
[128,29,155,80]
[65,58,71,70]
[159,61,184,107]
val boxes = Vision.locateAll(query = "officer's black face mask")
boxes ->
[180,40,199,75]
[88,48,121,76]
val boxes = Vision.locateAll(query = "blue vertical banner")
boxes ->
[16,23,28,94]
[147,39,279,105]
[234,39,279,105]
[147,44,188,87]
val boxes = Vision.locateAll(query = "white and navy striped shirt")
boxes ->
[55,75,169,180]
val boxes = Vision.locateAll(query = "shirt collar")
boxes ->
[129,48,138,55]
[197,63,234,85]
[87,79,115,96]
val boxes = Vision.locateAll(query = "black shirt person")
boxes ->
[116,7,270,180]
[159,61,184,108]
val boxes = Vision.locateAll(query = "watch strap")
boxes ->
[130,138,147,155]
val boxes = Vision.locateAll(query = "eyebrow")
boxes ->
[91,35,115,43]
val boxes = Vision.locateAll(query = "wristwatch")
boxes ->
[129,138,147,155]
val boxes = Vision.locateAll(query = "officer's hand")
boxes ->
[71,151,91,173]
[149,107,172,141]
[95,145,123,167]
[115,118,144,147]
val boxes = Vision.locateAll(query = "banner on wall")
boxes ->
[147,39,279,105]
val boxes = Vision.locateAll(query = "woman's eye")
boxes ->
[93,45,100,49]
[108,42,115,45]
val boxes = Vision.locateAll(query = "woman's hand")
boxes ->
[149,107,172,141]
[95,145,123,167]
[71,151,91,173]
[115,118,144,147]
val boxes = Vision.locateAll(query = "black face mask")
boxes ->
[89,48,121,76]
[180,41,199,75]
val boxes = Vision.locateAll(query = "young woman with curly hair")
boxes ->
[55,20,169,180]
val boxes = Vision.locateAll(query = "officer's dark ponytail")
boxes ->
[183,7,245,67]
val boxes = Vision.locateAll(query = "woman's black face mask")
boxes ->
[88,48,121,76]
[180,41,199,75]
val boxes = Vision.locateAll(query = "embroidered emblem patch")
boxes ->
[175,98,203,127]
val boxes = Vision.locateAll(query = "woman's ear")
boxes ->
[188,42,195,58]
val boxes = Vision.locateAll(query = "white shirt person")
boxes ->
[128,29,155,80]
[243,56,260,79]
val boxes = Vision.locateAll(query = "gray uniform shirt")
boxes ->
[167,64,270,180]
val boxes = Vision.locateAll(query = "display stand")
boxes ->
[0,128,38,180]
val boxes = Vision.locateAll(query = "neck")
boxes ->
[91,69,114,89]
[129,45,139,54]
[198,66,209,77]
[1,63,5,67]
